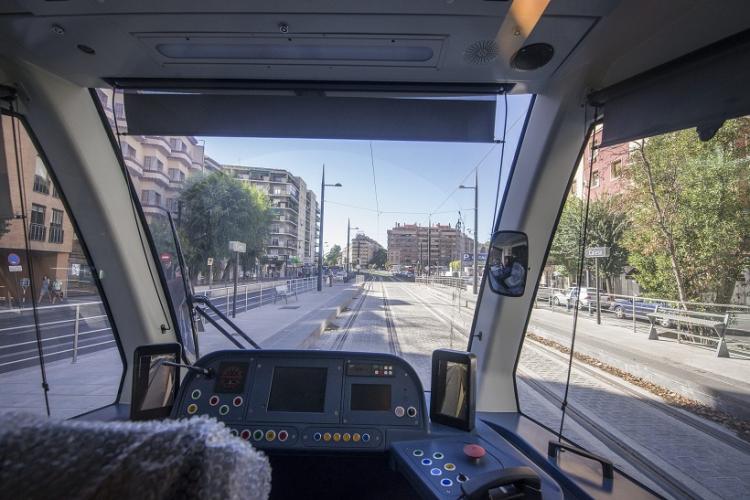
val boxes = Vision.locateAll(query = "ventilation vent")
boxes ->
[464,40,498,65]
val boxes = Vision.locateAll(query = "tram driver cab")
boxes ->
[1,1,749,499]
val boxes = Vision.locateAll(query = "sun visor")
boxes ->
[123,92,497,142]
[590,30,750,146]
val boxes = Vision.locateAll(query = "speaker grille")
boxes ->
[464,40,498,65]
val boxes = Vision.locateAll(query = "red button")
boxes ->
[278,430,288,442]
[463,444,486,460]
[240,430,251,440]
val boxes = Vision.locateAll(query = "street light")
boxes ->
[346,218,360,274]
[459,170,479,294]
[318,165,342,291]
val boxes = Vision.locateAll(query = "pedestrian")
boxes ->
[38,275,51,304]
[51,278,63,304]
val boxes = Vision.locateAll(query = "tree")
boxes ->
[548,194,629,292]
[369,248,388,269]
[325,245,342,266]
[626,118,750,303]
[178,172,271,283]
[449,260,461,272]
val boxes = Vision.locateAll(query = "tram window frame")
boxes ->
[0,110,128,414]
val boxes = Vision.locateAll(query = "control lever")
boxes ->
[460,467,542,500]
[548,441,614,480]
[159,360,213,378]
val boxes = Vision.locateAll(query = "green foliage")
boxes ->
[369,248,388,269]
[178,172,271,281]
[626,118,750,302]
[325,244,342,266]
[449,260,461,272]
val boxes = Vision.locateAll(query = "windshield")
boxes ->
[97,89,532,385]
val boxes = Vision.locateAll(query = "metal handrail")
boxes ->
[192,295,261,349]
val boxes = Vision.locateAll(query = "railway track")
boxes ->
[380,278,401,356]
[332,281,372,351]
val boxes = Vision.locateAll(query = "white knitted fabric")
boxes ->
[0,413,271,500]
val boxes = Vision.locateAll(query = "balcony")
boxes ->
[48,225,64,244]
[29,223,46,241]
[142,136,171,154]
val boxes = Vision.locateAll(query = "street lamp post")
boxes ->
[317,165,342,291]
[460,170,479,294]
[346,219,360,274]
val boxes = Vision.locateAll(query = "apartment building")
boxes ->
[345,233,383,268]
[387,222,474,269]
[222,165,319,277]
[96,89,212,220]
[1,115,79,304]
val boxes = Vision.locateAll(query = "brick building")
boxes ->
[387,222,473,270]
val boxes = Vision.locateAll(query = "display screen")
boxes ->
[137,353,177,411]
[214,362,249,394]
[436,360,468,420]
[267,366,327,412]
[350,384,392,411]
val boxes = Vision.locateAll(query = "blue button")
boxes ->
[441,478,453,487]
[430,468,442,476]
[362,433,371,442]
[313,432,322,442]
[421,458,432,466]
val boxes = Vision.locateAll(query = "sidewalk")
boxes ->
[0,282,361,419]
[199,282,362,353]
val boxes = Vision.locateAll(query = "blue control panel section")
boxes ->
[173,350,427,451]
[391,428,564,499]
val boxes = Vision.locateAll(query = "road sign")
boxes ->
[8,265,22,272]
[7,253,20,266]
[160,252,172,263]
[207,257,214,266]
[229,241,247,253]
[585,246,610,258]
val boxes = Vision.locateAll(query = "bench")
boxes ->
[273,284,297,304]
[646,306,730,357]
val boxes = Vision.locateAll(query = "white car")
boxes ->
[552,287,611,308]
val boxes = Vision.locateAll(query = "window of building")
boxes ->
[32,156,50,194]
[140,190,162,207]
[114,102,125,120]
[122,143,136,159]
[591,170,600,187]
[169,138,184,152]
[48,209,64,244]
[143,156,163,172]
[0,114,122,418]
[611,159,623,179]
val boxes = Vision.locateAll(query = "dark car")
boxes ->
[610,298,673,326]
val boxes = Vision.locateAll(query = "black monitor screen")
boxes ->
[267,367,327,412]
[351,384,391,411]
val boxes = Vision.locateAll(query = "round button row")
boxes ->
[236,429,289,442]
[412,450,444,460]
[208,395,243,407]
[394,406,418,418]
[313,432,370,443]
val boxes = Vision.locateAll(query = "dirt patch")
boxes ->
[526,330,750,442]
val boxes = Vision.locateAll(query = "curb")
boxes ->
[297,282,365,349]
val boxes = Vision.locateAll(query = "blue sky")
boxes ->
[200,95,531,251]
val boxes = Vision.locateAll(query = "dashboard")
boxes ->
[173,350,427,451]
[174,350,563,499]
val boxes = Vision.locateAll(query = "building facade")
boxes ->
[387,222,473,270]
[222,165,319,277]
[345,233,384,268]
[96,89,213,220]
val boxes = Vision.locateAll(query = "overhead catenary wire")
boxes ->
[491,91,509,232]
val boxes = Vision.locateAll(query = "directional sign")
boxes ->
[229,241,247,253]
[8,265,22,272]
[207,257,214,266]
[8,253,20,266]
[160,252,172,263]
[585,246,610,258]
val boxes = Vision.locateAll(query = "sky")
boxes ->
[200,94,531,252]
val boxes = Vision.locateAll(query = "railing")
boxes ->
[48,225,64,244]
[29,223,46,241]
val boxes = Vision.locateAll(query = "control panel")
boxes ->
[173,350,427,451]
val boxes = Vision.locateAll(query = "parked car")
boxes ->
[610,298,673,326]
[552,287,611,309]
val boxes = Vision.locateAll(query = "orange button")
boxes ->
[323,432,332,442]
[353,433,361,442]
[333,433,341,442]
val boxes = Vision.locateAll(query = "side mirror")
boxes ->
[486,231,528,297]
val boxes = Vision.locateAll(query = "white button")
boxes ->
[394,406,405,418]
